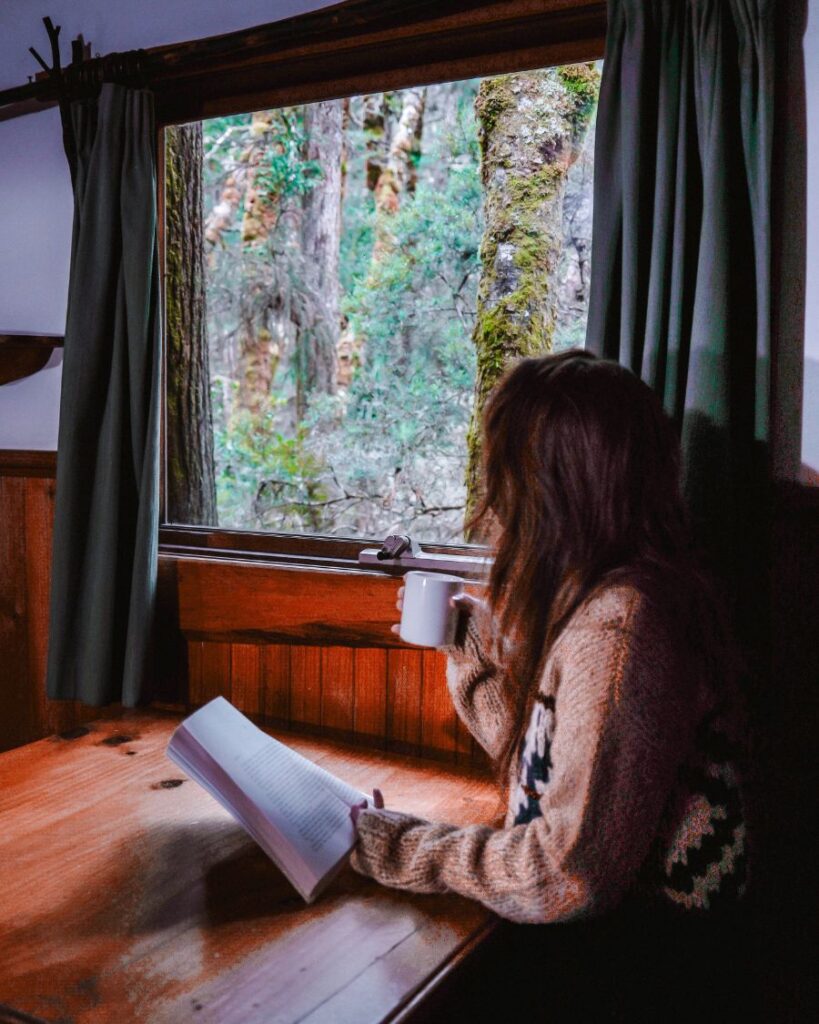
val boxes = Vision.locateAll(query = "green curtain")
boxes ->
[46,84,160,707]
[586,0,775,581]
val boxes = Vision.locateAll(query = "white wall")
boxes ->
[802,0,819,472]
[1,0,818,463]
[0,0,335,449]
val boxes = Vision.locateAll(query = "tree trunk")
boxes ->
[465,64,600,523]
[165,122,218,525]
[353,87,427,367]
[372,87,426,262]
[296,99,344,417]
[237,111,281,415]
[363,93,388,192]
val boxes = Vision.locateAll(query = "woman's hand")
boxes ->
[450,592,484,618]
[390,586,405,636]
[389,586,486,637]
[449,592,484,647]
[350,788,385,826]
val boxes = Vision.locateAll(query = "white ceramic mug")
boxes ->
[399,571,465,648]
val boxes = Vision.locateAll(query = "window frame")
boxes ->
[156,0,607,571]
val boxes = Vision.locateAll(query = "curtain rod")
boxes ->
[0,0,449,120]
[0,0,606,124]
[0,13,149,123]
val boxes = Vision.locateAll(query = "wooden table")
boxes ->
[0,713,501,1023]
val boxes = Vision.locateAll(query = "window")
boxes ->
[157,1,607,560]
[164,65,600,548]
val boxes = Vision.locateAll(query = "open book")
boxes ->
[166,697,368,903]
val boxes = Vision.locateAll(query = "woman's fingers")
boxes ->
[391,584,405,636]
[350,798,368,825]
[450,592,481,613]
[351,791,383,825]
[449,593,485,647]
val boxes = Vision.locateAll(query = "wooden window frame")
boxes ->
[156,0,607,572]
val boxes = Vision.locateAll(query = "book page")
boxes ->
[167,737,304,887]
[235,738,356,874]
[168,698,367,892]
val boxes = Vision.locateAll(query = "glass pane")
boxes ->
[165,65,601,541]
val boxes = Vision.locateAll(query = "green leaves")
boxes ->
[254,110,323,202]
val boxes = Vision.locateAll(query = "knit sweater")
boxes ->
[350,581,748,924]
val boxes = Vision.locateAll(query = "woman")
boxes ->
[349,352,750,1015]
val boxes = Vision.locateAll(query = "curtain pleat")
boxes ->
[586,0,774,581]
[46,84,160,707]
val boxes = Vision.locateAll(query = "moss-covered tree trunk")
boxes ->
[465,65,600,522]
[165,122,217,525]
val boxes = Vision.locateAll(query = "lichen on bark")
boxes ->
[165,122,218,526]
[464,65,600,524]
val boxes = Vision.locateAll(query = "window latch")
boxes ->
[375,534,421,561]
[358,534,490,578]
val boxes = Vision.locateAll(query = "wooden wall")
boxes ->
[182,641,474,763]
[0,454,480,766]
[0,459,97,750]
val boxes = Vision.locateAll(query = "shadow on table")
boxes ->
[126,819,367,935]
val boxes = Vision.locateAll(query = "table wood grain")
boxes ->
[0,713,501,1024]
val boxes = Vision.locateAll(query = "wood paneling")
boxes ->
[230,643,261,716]
[188,640,231,706]
[179,637,472,763]
[0,712,498,1024]
[290,645,323,728]
[0,475,30,749]
[261,644,291,723]
[421,650,458,757]
[353,648,388,742]
[321,645,355,734]
[387,649,424,756]
[0,471,94,751]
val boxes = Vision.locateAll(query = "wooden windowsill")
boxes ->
[0,711,499,1023]
[168,553,484,648]
[159,524,489,577]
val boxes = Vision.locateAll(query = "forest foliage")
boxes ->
[177,67,600,542]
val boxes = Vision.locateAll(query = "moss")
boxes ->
[468,161,561,425]
[557,63,600,125]
[508,165,563,205]
[465,66,599,519]
[474,76,516,161]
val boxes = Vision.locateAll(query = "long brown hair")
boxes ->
[470,350,731,780]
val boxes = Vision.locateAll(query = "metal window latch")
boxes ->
[375,534,421,561]
[358,534,490,578]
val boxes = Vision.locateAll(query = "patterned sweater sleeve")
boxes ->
[442,603,517,760]
[351,589,701,924]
